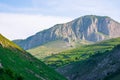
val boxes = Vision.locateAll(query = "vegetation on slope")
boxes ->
[44,38,120,68]
[27,40,73,59]
[27,40,91,60]
[0,34,67,80]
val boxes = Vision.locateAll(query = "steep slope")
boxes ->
[44,37,120,68]
[13,15,120,50]
[0,34,67,80]
[57,44,120,80]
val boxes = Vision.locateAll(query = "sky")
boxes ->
[0,0,120,40]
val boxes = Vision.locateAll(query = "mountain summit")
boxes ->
[14,15,120,50]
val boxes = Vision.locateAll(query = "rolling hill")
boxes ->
[0,34,67,80]
[14,15,120,50]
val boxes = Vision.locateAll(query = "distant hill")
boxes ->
[13,15,120,50]
[0,34,66,80]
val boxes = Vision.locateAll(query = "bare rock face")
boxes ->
[13,15,120,50]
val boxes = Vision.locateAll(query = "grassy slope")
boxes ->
[27,40,73,60]
[0,34,67,80]
[27,40,91,60]
[44,38,120,68]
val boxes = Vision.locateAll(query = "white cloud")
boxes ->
[0,13,72,40]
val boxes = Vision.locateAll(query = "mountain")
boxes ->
[56,44,120,80]
[13,15,120,50]
[0,34,66,80]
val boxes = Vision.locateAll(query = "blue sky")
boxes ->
[0,0,120,40]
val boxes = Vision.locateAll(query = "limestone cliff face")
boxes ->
[13,15,120,50]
